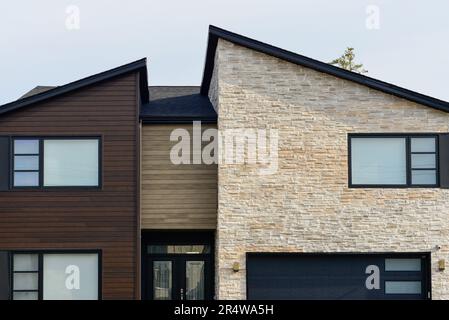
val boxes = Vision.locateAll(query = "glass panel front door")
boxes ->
[143,231,214,300]
[186,261,205,300]
[153,261,172,300]
[149,257,210,300]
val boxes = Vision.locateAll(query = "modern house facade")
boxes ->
[1,26,449,300]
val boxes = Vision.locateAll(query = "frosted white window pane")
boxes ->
[153,261,172,300]
[186,261,205,300]
[13,292,38,300]
[385,281,421,294]
[44,140,99,187]
[385,259,421,271]
[14,172,39,187]
[411,138,435,152]
[14,254,39,271]
[412,170,436,185]
[14,140,39,154]
[351,138,406,185]
[13,273,38,290]
[14,156,39,170]
[43,253,98,300]
[411,154,436,169]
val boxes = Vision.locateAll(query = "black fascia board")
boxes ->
[200,25,449,113]
[140,116,217,124]
[0,58,149,116]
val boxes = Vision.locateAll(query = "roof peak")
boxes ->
[0,58,148,115]
[201,25,449,113]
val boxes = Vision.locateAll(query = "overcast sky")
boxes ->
[0,0,448,105]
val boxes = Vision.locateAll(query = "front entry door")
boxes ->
[150,256,211,300]
[142,231,214,300]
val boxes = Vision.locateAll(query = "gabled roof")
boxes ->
[141,86,216,123]
[200,25,449,113]
[0,58,149,115]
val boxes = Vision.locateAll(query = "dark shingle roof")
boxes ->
[140,86,217,123]
[18,85,216,123]
[149,86,199,100]
[20,86,56,99]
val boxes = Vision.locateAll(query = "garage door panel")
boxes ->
[247,254,429,300]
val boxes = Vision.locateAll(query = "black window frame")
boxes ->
[10,136,102,190]
[10,249,102,300]
[11,252,41,300]
[348,133,439,188]
[12,138,40,188]
[0,251,11,299]
[383,257,428,297]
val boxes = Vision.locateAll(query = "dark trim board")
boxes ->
[141,117,217,124]
[200,25,449,113]
[0,137,10,191]
[438,133,449,188]
[135,73,142,299]
[0,58,149,116]
[141,230,215,245]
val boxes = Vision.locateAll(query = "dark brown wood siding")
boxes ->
[0,73,139,299]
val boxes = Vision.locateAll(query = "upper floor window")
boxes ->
[12,138,100,188]
[349,135,438,187]
[13,139,40,187]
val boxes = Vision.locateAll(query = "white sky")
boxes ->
[0,0,448,104]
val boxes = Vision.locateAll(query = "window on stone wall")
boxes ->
[349,135,438,187]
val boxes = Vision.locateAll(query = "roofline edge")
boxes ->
[200,25,449,113]
[0,58,149,116]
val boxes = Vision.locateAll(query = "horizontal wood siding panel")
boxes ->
[0,74,139,299]
[141,125,217,229]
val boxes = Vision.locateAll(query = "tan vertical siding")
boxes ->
[141,124,217,229]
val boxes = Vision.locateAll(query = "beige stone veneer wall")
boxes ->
[210,39,449,299]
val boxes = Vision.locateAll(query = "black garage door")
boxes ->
[247,253,430,300]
